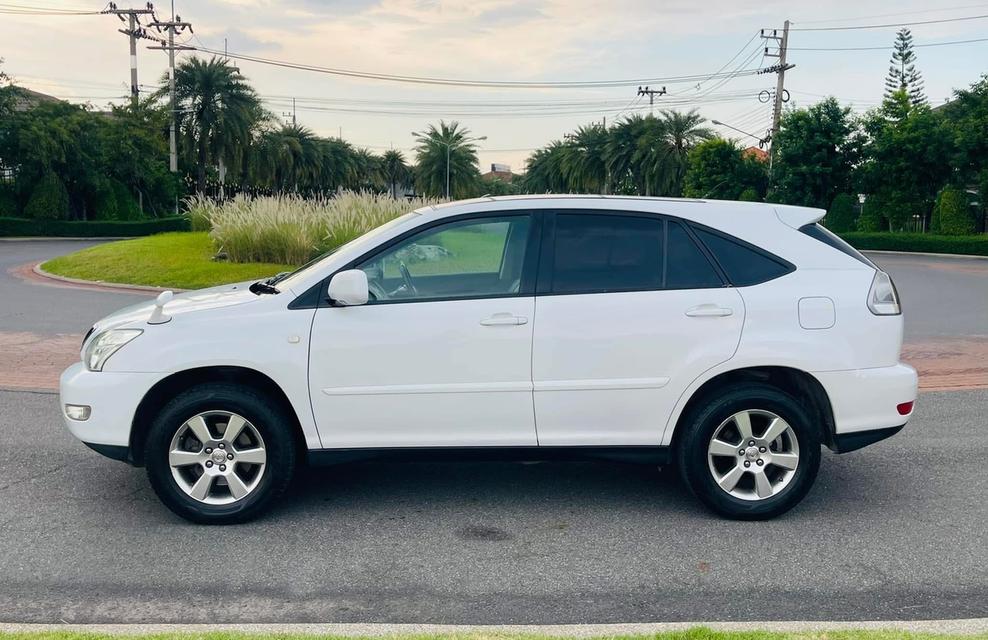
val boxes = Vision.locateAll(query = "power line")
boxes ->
[789,36,988,50]
[0,1,102,14]
[794,3,988,25]
[192,44,769,89]
[789,12,988,31]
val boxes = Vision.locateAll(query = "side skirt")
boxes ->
[307,445,671,467]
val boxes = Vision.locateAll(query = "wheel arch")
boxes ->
[668,366,837,453]
[129,366,307,466]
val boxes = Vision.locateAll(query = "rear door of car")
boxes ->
[532,210,746,446]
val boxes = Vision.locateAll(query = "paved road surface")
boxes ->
[0,241,986,623]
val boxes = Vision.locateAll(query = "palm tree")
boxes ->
[382,149,411,198]
[317,137,357,192]
[659,109,714,195]
[352,148,383,191]
[606,114,652,194]
[521,142,570,193]
[164,56,262,194]
[413,120,480,198]
[559,124,610,194]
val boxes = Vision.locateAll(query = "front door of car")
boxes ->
[308,212,540,448]
[532,212,745,446]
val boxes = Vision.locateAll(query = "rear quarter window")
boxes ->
[691,226,794,286]
[799,223,876,267]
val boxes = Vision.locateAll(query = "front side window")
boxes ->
[356,215,532,302]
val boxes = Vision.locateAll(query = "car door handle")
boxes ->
[685,304,734,318]
[480,313,528,326]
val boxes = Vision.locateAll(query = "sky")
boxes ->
[2,0,987,172]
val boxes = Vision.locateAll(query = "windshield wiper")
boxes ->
[249,280,280,295]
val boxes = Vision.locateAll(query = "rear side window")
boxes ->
[800,223,875,267]
[551,214,663,293]
[692,227,793,286]
[666,221,723,289]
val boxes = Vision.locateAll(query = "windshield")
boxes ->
[272,211,422,291]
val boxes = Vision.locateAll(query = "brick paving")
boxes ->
[0,330,982,393]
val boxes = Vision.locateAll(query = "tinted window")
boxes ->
[800,223,875,267]
[666,222,723,289]
[551,214,662,293]
[356,215,531,302]
[693,227,792,286]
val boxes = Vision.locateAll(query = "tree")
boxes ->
[826,193,858,232]
[942,74,988,223]
[656,109,713,195]
[771,97,861,209]
[521,142,570,193]
[165,56,263,194]
[682,138,767,200]
[884,29,926,106]
[559,123,610,193]
[413,121,480,198]
[381,149,411,198]
[859,90,953,231]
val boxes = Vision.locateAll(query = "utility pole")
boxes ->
[636,85,666,115]
[760,20,793,168]
[283,98,297,126]
[102,3,157,105]
[147,5,193,176]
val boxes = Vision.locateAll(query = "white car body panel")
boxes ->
[59,195,918,465]
[309,297,537,447]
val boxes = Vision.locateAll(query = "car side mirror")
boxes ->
[327,269,369,306]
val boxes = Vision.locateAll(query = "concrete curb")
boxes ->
[863,249,988,260]
[2,620,988,635]
[32,263,187,294]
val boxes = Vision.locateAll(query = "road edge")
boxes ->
[2,620,988,635]
[32,262,186,293]
[862,249,988,260]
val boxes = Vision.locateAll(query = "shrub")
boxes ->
[0,216,188,237]
[936,187,976,236]
[856,197,884,232]
[825,194,857,232]
[205,192,442,265]
[840,232,988,256]
[183,193,219,232]
[0,184,18,216]
[23,173,69,220]
[112,181,143,221]
[738,188,760,202]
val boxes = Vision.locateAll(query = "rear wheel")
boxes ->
[677,383,821,520]
[144,383,296,524]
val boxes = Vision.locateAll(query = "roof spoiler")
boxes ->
[774,205,826,229]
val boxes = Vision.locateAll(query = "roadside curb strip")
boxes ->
[2,620,988,635]
[863,249,988,260]
[32,263,187,294]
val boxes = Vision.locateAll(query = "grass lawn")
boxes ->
[0,630,985,640]
[41,232,296,290]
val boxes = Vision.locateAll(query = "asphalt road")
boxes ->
[0,241,986,624]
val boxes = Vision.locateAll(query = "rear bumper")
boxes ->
[813,363,917,450]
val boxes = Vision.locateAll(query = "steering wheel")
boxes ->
[398,261,418,296]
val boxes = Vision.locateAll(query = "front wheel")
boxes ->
[144,383,297,524]
[677,383,821,520]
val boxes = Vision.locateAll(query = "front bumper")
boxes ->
[813,363,918,451]
[59,361,163,456]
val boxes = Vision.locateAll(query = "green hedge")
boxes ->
[0,216,190,238]
[841,232,988,256]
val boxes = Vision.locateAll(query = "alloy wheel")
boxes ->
[706,409,800,501]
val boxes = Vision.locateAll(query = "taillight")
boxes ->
[897,401,914,415]
[867,270,901,315]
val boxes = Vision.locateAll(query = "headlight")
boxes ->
[84,329,143,371]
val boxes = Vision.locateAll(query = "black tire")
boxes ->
[144,383,297,524]
[676,382,821,520]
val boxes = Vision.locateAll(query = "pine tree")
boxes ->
[884,28,926,106]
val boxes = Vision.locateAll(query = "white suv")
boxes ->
[60,196,917,523]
